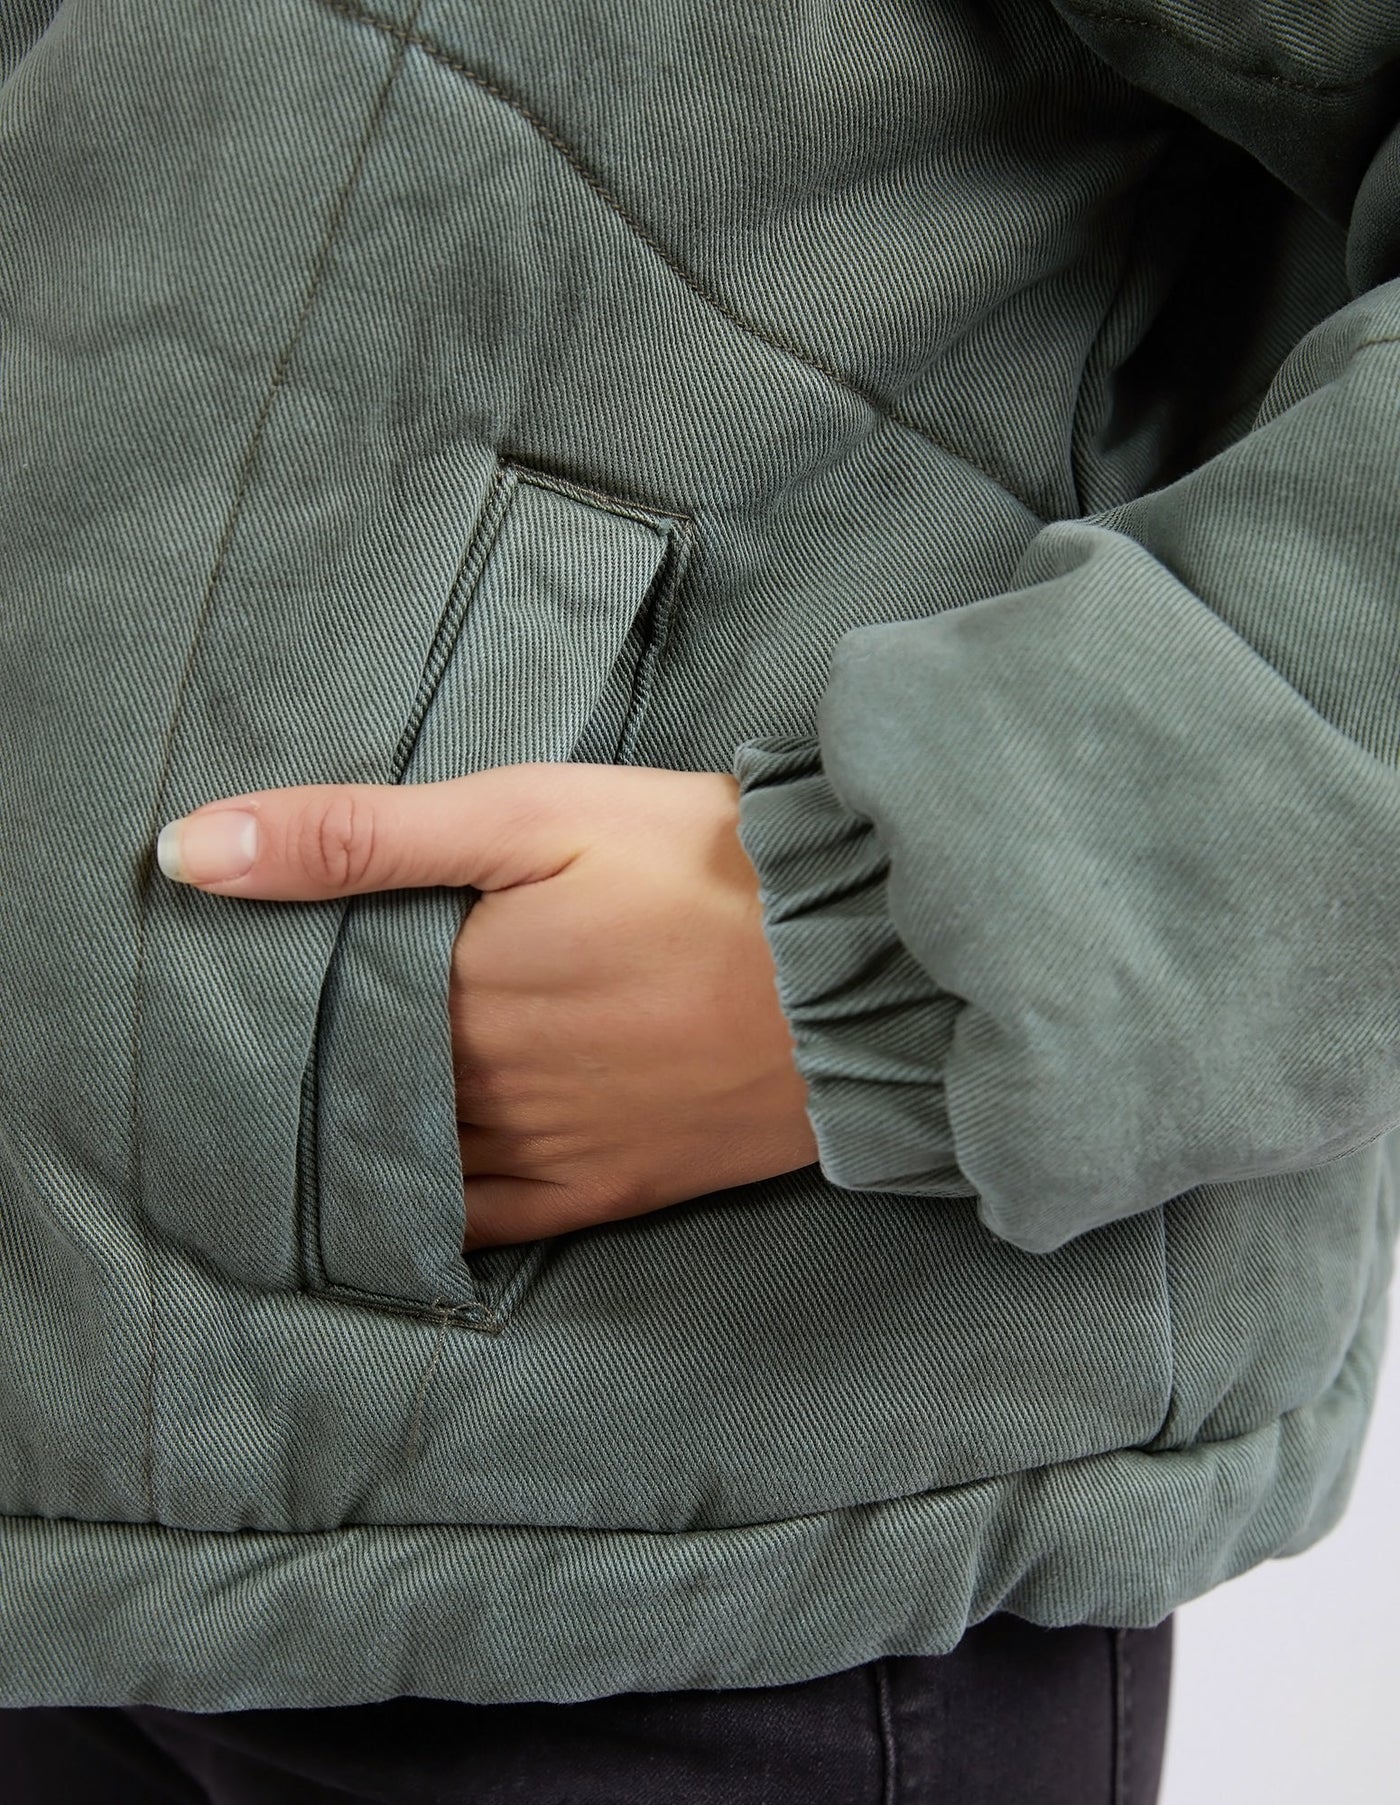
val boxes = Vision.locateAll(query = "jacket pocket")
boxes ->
[299,460,688,1326]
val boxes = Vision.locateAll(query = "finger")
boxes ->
[461,1174,578,1251]
[154,764,593,901]
[456,1124,564,1178]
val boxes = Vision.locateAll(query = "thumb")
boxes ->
[154,766,587,901]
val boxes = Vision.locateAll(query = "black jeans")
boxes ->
[0,1614,1173,1804]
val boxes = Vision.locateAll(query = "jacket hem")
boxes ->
[0,1304,1382,1709]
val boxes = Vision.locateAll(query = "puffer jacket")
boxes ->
[3,0,1400,1709]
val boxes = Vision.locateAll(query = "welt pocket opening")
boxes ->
[297,459,690,1328]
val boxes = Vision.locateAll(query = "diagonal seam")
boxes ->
[126,0,428,1523]
[311,0,1041,515]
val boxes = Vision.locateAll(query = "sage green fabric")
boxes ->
[1,0,1398,1708]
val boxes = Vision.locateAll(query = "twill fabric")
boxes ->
[0,1616,1176,1803]
[0,0,1397,1709]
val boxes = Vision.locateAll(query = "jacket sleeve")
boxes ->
[731,2,1400,1255]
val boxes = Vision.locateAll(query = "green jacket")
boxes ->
[4,0,1400,1709]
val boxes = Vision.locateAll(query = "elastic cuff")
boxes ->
[731,733,973,1198]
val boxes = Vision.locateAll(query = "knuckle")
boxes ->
[455,1061,503,1113]
[454,1058,527,1119]
[300,789,378,892]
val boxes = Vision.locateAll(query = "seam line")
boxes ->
[405,1298,463,1461]
[392,460,516,778]
[125,0,425,1522]
[310,0,1040,516]
[508,458,694,530]
[1061,4,1374,96]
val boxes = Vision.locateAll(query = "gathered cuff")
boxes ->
[731,733,974,1200]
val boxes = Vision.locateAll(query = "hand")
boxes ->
[156,763,821,1249]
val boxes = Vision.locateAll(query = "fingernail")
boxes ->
[156,810,258,886]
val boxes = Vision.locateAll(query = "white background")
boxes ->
[1162,1304,1400,1802]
